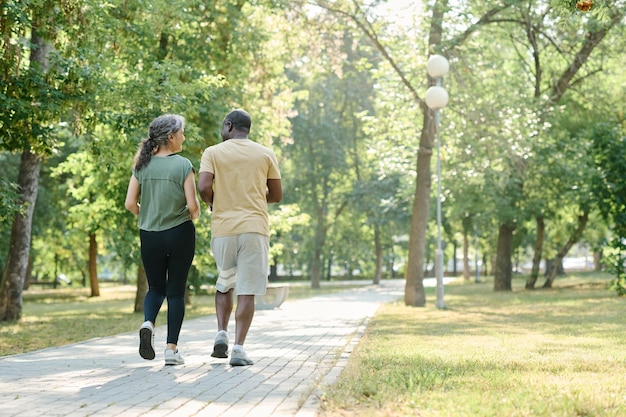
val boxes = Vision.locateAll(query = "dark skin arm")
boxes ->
[266,178,282,204]
[198,171,214,209]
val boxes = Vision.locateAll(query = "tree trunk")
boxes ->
[185,287,191,306]
[310,247,322,289]
[325,254,332,281]
[405,113,433,306]
[405,0,450,307]
[23,256,34,290]
[373,225,382,284]
[452,242,457,276]
[526,215,545,289]
[463,229,470,280]
[543,211,589,288]
[544,258,564,277]
[309,204,327,288]
[134,263,148,313]
[594,251,602,271]
[482,254,489,276]
[269,264,278,281]
[544,258,554,277]
[494,222,516,291]
[88,232,100,297]
[269,255,278,282]
[0,150,42,321]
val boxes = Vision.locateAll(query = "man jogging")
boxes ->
[198,109,282,366]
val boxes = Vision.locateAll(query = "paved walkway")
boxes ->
[0,279,406,417]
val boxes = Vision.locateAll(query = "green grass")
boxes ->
[0,281,362,357]
[318,273,626,417]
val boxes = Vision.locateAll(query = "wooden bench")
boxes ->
[256,285,289,310]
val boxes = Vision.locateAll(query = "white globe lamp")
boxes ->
[425,86,449,109]
[426,54,449,78]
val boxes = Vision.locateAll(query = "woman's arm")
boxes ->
[124,175,141,215]
[198,171,214,210]
[184,171,201,220]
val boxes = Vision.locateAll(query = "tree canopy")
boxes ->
[1,0,625,319]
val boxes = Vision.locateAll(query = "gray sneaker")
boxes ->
[139,321,155,360]
[211,331,229,358]
[164,349,184,365]
[229,349,253,366]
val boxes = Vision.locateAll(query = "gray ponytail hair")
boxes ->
[133,114,185,171]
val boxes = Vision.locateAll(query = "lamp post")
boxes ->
[425,54,449,309]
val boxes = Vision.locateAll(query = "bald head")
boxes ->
[225,109,251,132]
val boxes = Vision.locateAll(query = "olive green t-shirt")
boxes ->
[133,155,193,232]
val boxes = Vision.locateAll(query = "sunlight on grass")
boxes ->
[318,274,626,417]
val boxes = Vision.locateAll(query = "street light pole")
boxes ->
[425,55,449,309]
[435,96,445,309]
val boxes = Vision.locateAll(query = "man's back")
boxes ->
[200,138,281,238]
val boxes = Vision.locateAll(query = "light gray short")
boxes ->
[211,233,269,295]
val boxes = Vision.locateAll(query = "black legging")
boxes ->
[140,220,195,345]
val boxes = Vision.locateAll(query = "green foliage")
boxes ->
[0,0,95,155]
[550,0,616,22]
[587,121,626,294]
[0,178,23,225]
[14,1,290,286]
[590,123,626,228]
[269,204,310,261]
[604,241,626,296]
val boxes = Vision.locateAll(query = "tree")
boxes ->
[0,2,89,320]
[447,1,624,291]
[287,75,355,288]
[588,121,626,294]
[513,2,623,290]
[306,0,519,304]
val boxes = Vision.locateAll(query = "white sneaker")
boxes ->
[211,330,229,358]
[164,349,184,365]
[139,321,155,360]
[229,348,253,366]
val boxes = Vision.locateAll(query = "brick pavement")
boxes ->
[0,279,405,417]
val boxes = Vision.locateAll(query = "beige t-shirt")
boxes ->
[199,138,281,237]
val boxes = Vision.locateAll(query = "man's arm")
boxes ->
[198,171,214,209]
[266,178,282,204]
